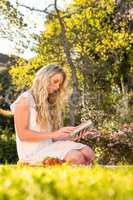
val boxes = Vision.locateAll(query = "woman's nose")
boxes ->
[56,83,60,89]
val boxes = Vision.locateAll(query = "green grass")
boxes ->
[0,164,133,200]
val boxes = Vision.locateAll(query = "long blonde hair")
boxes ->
[30,64,71,131]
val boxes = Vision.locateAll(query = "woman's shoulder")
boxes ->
[10,90,35,114]
[20,90,35,102]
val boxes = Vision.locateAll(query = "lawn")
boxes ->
[0,164,133,200]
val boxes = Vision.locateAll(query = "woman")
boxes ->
[10,64,95,165]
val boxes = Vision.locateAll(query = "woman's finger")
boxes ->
[74,133,81,141]
[67,127,77,130]
[79,131,82,138]
[83,130,95,136]
[72,136,78,141]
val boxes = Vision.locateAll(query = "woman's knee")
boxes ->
[80,146,95,162]
[64,150,86,165]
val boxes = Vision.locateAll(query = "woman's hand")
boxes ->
[52,126,77,140]
[72,129,97,142]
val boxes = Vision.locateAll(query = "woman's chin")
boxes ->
[48,89,54,94]
[48,90,57,95]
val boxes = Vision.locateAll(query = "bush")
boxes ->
[80,123,133,165]
[0,139,17,164]
[0,109,15,134]
[0,165,133,200]
[0,111,18,164]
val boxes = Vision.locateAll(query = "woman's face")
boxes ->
[47,73,64,94]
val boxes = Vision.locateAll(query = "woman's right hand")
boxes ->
[51,126,77,140]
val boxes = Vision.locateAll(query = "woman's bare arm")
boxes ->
[14,97,53,142]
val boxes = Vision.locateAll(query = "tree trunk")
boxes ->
[54,0,79,125]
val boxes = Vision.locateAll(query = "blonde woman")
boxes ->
[10,64,95,165]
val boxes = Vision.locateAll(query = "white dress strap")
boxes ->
[10,90,35,114]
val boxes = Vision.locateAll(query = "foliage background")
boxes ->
[0,0,132,164]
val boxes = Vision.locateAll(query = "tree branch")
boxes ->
[18,2,78,20]
[18,3,56,16]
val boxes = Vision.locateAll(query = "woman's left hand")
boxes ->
[71,129,97,142]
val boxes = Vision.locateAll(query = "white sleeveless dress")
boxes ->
[10,90,87,164]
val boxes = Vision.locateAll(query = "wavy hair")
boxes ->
[29,64,71,131]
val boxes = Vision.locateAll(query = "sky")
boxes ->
[0,0,72,59]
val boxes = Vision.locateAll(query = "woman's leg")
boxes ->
[79,146,95,165]
[64,149,87,165]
